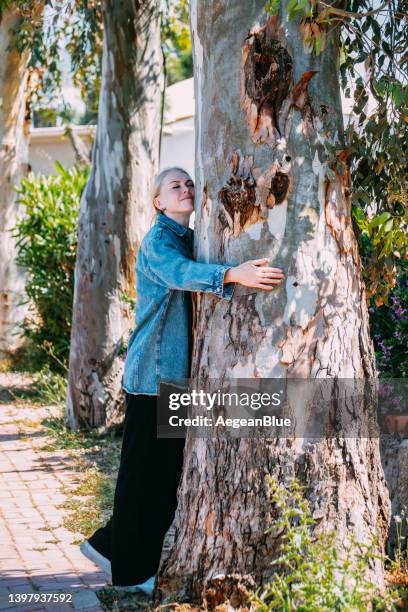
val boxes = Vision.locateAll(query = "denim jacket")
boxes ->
[122,213,235,395]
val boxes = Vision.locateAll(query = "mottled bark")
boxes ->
[66,0,163,428]
[156,1,390,606]
[0,9,31,355]
[381,436,408,545]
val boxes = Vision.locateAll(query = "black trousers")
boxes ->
[88,392,185,586]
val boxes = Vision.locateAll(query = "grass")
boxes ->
[0,418,42,427]
[0,340,68,406]
[61,461,118,542]
[30,368,67,405]
[0,367,67,407]
[41,416,103,450]
[39,412,122,542]
[97,587,152,611]
[31,547,48,553]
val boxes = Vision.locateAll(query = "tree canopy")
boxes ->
[1,0,191,125]
[265,0,407,304]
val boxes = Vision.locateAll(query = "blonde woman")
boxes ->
[80,167,284,593]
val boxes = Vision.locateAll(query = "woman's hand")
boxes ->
[224,258,284,291]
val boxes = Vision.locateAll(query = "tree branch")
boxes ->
[319,0,391,20]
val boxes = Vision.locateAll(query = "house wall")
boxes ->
[29,126,95,174]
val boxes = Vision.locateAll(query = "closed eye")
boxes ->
[172,184,194,189]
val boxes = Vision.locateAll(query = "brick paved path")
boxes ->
[0,373,106,612]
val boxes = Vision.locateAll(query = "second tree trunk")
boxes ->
[66,0,164,428]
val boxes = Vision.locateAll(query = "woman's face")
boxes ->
[155,170,195,216]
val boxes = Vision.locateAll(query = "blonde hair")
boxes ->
[151,166,192,214]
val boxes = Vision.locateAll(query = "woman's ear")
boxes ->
[154,196,163,212]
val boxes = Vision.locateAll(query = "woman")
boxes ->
[80,167,285,593]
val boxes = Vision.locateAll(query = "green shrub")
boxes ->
[369,271,408,378]
[30,366,68,405]
[250,476,394,611]
[14,163,89,371]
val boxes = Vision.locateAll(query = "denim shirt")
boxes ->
[122,213,235,395]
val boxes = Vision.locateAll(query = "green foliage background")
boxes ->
[14,163,89,371]
[162,0,193,85]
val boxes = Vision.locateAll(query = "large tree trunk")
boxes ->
[66,0,164,429]
[156,1,390,605]
[0,9,31,356]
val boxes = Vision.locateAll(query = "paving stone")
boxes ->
[0,588,12,610]
[72,590,101,610]
[7,585,38,595]
[0,578,32,588]
[0,395,105,612]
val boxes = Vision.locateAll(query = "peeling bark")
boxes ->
[0,9,32,355]
[268,170,290,206]
[156,1,390,607]
[241,17,292,146]
[324,164,359,262]
[66,0,163,428]
[218,150,262,238]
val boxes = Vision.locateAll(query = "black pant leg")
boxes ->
[104,392,185,586]
[88,517,112,561]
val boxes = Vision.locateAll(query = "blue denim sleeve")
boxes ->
[142,228,235,299]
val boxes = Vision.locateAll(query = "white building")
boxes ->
[29,78,195,177]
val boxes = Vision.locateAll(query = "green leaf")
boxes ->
[383,218,394,234]
[391,83,407,108]
[264,0,280,16]
[368,212,392,231]
[315,33,323,56]
[378,233,394,258]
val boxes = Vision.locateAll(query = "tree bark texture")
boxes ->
[66,0,164,429]
[0,9,31,355]
[381,436,408,546]
[156,1,390,606]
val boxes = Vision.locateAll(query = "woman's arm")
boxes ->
[141,229,233,299]
[141,228,284,298]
